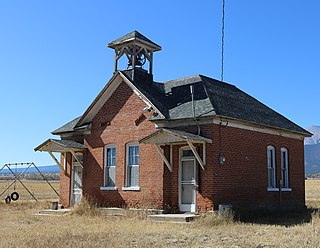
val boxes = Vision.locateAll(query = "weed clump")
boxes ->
[196,210,235,226]
[71,198,100,217]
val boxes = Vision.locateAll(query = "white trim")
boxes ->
[71,159,83,205]
[155,117,307,140]
[280,147,289,189]
[179,146,196,213]
[100,186,118,191]
[104,144,116,188]
[76,72,165,128]
[122,186,141,191]
[77,74,123,127]
[281,188,292,192]
[267,145,276,189]
[125,142,139,188]
[213,118,306,140]
[63,152,67,171]
[122,74,165,118]
[267,188,279,192]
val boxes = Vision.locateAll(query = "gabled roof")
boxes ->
[139,128,212,144]
[34,139,86,153]
[74,70,165,129]
[108,30,161,51]
[52,69,310,137]
[52,117,82,135]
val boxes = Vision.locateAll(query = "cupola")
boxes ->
[108,31,161,74]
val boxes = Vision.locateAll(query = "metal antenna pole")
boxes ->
[221,0,226,82]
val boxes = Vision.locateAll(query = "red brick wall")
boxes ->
[211,124,305,211]
[145,122,304,212]
[82,81,164,209]
[58,81,305,212]
[164,124,305,212]
[59,152,71,208]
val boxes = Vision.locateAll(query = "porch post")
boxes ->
[48,151,65,173]
[155,144,172,172]
[70,150,83,168]
[186,140,205,170]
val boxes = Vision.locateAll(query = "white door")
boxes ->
[71,161,83,205]
[179,158,196,212]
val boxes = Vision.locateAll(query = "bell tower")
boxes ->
[108,31,161,74]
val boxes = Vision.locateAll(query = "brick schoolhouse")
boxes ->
[35,31,311,213]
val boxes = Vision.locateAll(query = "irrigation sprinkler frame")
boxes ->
[0,162,59,203]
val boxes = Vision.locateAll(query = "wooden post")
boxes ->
[114,51,118,72]
[149,52,153,74]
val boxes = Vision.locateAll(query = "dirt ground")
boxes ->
[0,180,319,248]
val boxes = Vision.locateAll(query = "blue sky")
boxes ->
[0,1,319,166]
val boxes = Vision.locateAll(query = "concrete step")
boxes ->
[147,213,199,223]
[98,207,125,216]
[37,209,70,216]
[98,207,163,216]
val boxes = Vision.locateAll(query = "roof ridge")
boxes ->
[199,74,236,88]
[162,74,202,84]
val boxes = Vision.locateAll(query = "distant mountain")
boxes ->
[305,126,320,174]
[0,165,60,175]
[305,125,320,145]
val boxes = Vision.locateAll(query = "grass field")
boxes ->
[0,180,319,247]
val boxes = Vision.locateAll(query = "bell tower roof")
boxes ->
[108,30,161,51]
[108,31,161,74]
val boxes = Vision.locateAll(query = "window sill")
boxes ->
[122,186,140,191]
[267,188,292,192]
[100,186,118,191]
[280,188,292,192]
[267,188,279,192]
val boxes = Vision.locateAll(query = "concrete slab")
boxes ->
[98,207,163,216]
[37,209,70,216]
[147,213,199,223]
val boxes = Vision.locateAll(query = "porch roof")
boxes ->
[34,139,86,153]
[139,128,212,145]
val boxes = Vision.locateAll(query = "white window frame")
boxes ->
[122,142,140,191]
[100,144,117,191]
[63,152,67,171]
[280,147,291,191]
[267,145,278,191]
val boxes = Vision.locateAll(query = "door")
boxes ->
[71,156,83,205]
[179,157,196,212]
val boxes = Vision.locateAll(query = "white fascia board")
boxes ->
[75,73,123,128]
[119,71,165,118]
[212,117,307,140]
[155,116,307,140]
[76,72,165,128]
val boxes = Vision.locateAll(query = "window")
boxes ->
[104,145,116,188]
[125,142,139,189]
[280,148,289,189]
[267,145,276,189]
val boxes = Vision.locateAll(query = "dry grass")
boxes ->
[0,180,320,247]
[0,180,59,201]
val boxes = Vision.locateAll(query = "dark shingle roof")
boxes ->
[52,70,309,136]
[34,138,86,152]
[50,139,86,149]
[108,30,161,51]
[52,116,82,135]
[139,128,212,144]
[151,74,308,134]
